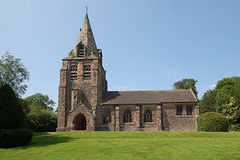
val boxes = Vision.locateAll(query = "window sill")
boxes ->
[144,122,154,125]
[124,122,134,125]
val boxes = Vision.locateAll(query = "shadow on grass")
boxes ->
[8,134,77,150]
[33,132,49,137]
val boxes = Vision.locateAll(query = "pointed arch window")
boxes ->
[103,110,111,124]
[144,109,152,122]
[124,109,132,123]
[78,43,85,57]
[70,65,77,80]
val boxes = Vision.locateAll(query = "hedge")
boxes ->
[0,84,24,129]
[197,112,228,132]
[0,128,33,148]
[28,108,57,132]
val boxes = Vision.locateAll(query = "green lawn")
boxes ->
[33,132,49,137]
[1,131,240,160]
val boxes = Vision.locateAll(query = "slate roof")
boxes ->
[101,90,198,105]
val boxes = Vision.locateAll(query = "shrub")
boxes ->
[0,128,33,148]
[0,84,24,129]
[28,108,57,132]
[231,123,240,132]
[197,112,228,132]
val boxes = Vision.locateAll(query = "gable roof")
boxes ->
[101,90,198,105]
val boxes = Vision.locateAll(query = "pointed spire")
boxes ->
[86,6,88,16]
[74,11,97,56]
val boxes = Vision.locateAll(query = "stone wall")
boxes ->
[162,103,198,131]
[57,55,106,131]
[97,103,198,131]
[97,104,160,131]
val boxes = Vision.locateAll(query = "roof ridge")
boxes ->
[190,88,198,101]
[107,89,191,92]
[102,89,198,105]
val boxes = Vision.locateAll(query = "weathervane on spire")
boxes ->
[86,6,88,15]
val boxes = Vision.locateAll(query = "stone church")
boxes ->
[56,14,199,132]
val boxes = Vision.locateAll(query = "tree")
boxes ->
[222,97,240,125]
[199,89,217,113]
[24,93,57,132]
[0,52,29,96]
[215,78,240,112]
[24,93,55,112]
[173,78,198,97]
[0,84,24,129]
[215,77,240,90]
[200,77,240,114]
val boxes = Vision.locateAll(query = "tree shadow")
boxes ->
[6,134,77,150]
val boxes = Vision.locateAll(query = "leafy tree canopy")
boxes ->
[0,52,29,96]
[222,97,240,125]
[23,93,57,131]
[24,93,55,112]
[199,89,217,113]
[200,76,240,115]
[215,78,240,112]
[173,78,198,97]
[216,77,240,90]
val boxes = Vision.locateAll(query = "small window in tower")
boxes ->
[83,65,91,80]
[78,43,84,57]
[70,65,77,80]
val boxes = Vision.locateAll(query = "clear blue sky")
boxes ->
[1,0,240,109]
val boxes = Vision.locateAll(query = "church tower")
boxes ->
[57,13,107,132]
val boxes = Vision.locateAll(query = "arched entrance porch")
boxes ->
[73,113,87,130]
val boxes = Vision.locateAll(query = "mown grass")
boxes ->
[33,132,49,137]
[0,131,240,160]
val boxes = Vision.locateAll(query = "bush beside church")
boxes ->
[197,112,228,132]
[0,84,32,148]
